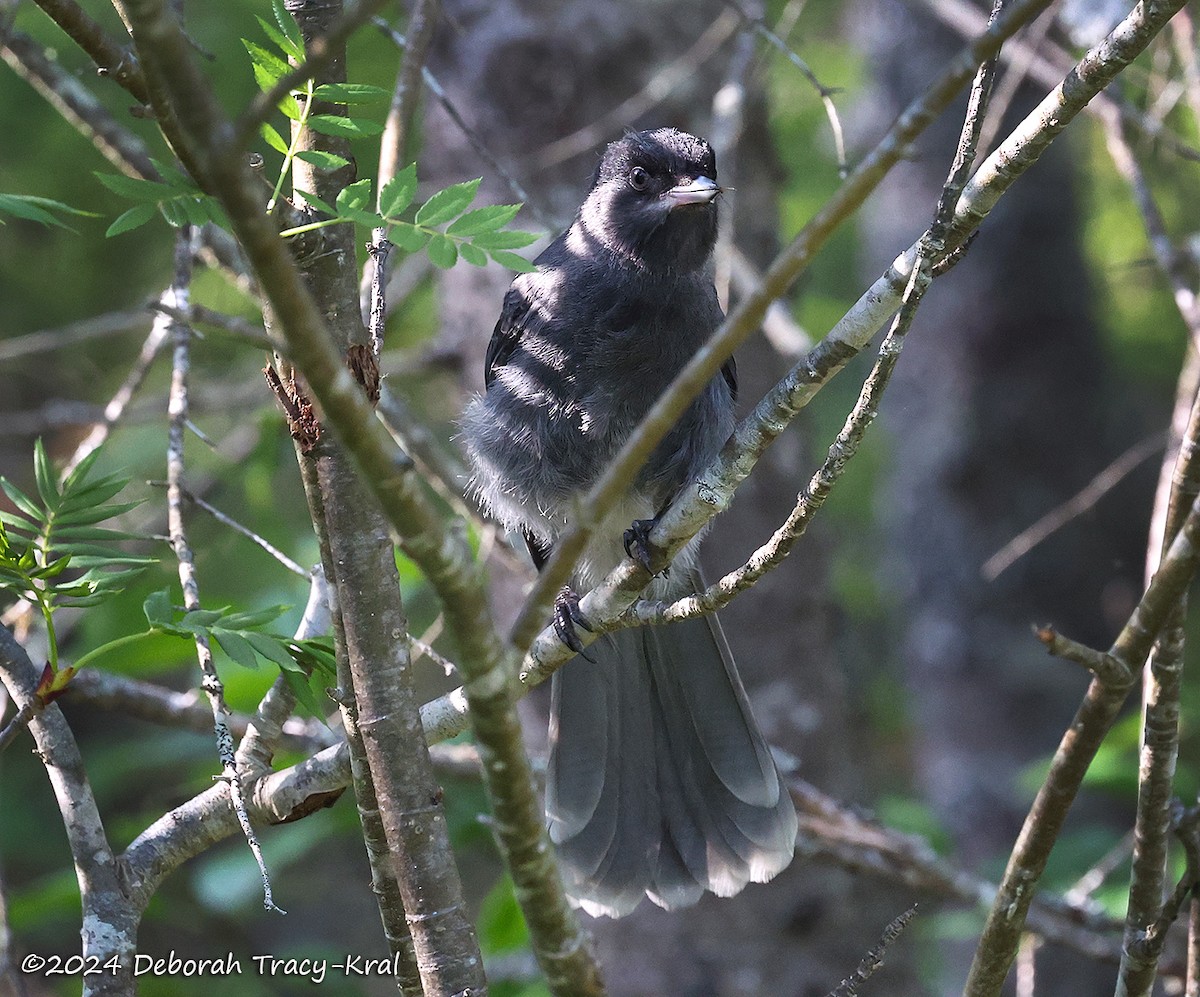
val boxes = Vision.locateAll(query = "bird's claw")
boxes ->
[553,586,595,657]
[623,518,662,575]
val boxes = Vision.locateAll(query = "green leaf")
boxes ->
[33,439,59,508]
[0,508,41,536]
[295,189,336,215]
[0,193,93,231]
[379,164,418,218]
[217,605,289,630]
[459,241,488,267]
[389,222,429,253]
[211,628,260,670]
[158,199,188,228]
[64,554,156,570]
[261,122,290,155]
[29,555,71,580]
[148,158,199,193]
[295,150,350,171]
[306,115,384,138]
[254,15,303,62]
[335,178,373,214]
[470,228,540,250]
[53,524,143,542]
[488,249,537,273]
[242,632,298,671]
[0,479,42,522]
[446,204,522,237]
[282,668,324,719]
[271,0,305,57]
[61,474,132,510]
[242,39,290,90]
[143,589,174,627]
[95,172,171,203]
[180,607,227,629]
[427,233,458,269]
[106,203,158,237]
[415,178,481,227]
[278,94,303,122]
[313,83,390,104]
[53,501,141,528]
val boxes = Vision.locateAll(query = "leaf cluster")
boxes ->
[293,168,539,272]
[0,442,156,669]
[138,590,336,718]
[95,159,229,238]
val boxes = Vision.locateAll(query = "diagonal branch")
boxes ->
[0,629,137,996]
[28,0,149,103]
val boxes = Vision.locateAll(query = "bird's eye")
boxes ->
[628,166,649,191]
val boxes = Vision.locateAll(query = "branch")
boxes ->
[66,667,335,753]
[981,434,1164,581]
[0,628,137,996]
[62,297,173,478]
[119,0,605,985]
[825,905,919,997]
[0,28,156,178]
[920,0,1200,164]
[162,227,284,914]
[965,400,1200,994]
[509,0,1058,670]
[28,0,149,103]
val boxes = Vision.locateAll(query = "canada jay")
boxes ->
[461,128,797,917]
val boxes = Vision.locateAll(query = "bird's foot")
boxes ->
[553,586,595,656]
[623,518,664,575]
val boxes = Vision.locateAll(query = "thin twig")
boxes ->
[981,433,1165,581]
[377,0,438,189]
[0,628,137,996]
[920,0,1200,164]
[181,489,309,576]
[530,10,741,171]
[723,0,847,175]
[62,303,173,478]
[374,17,553,228]
[163,226,284,915]
[825,905,919,997]
[1101,77,1200,997]
[1064,830,1136,907]
[0,309,150,362]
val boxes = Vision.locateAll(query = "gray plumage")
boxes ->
[461,128,797,917]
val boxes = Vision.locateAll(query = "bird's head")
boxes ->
[574,128,722,274]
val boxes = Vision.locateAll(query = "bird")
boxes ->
[461,127,797,917]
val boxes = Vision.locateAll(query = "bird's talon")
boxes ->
[623,519,660,574]
[554,586,594,658]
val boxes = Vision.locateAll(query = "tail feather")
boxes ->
[546,581,797,917]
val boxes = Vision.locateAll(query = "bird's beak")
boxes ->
[664,176,721,209]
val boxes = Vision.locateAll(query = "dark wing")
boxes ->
[721,356,737,402]
[484,284,533,389]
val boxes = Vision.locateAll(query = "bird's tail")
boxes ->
[545,574,798,918]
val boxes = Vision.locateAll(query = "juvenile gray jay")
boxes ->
[461,128,797,917]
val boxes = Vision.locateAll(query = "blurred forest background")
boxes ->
[1,0,1198,994]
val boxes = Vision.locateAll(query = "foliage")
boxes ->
[92,0,540,273]
[0,442,155,671]
[0,192,97,231]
